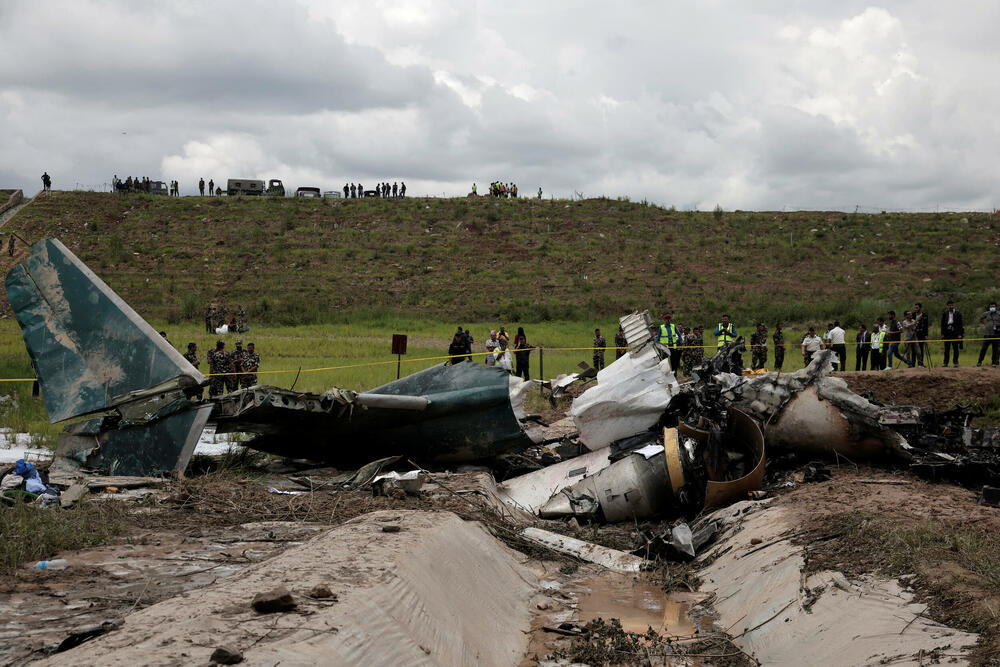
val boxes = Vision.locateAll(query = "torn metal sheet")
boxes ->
[570,343,680,451]
[52,403,213,477]
[495,447,616,513]
[5,238,204,422]
[519,527,647,573]
[213,363,541,464]
[733,351,910,459]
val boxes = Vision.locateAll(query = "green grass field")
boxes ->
[2,315,996,445]
[1,192,998,444]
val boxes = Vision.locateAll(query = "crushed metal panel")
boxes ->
[212,363,540,464]
[496,447,615,513]
[54,403,212,477]
[4,238,204,422]
[570,343,680,451]
[619,310,657,350]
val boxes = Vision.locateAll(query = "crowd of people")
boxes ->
[645,300,1000,375]
[204,305,248,334]
[180,338,261,398]
[448,326,534,379]
[342,181,406,198]
[487,182,519,198]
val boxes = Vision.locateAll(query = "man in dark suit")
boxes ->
[941,300,964,367]
[855,324,870,371]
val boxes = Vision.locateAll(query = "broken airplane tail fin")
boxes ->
[5,237,205,423]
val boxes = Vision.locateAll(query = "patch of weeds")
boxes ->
[548,618,753,666]
[0,500,127,572]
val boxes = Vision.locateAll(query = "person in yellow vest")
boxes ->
[658,313,683,373]
[869,318,886,370]
[714,315,736,347]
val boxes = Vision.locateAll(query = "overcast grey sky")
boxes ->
[1,1,997,210]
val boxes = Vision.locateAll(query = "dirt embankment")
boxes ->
[835,366,1000,423]
[779,466,1000,665]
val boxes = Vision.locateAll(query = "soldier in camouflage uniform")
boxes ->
[228,340,245,393]
[614,325,628,359]
[204,306,214,333]
[207,340,230,397]
[750,323,768,370]
[683,327,704,375]
[773,323,785,371]
[183,342,203,400]
[241,343,260,388]
[593,329,606,371]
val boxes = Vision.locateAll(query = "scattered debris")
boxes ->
[210,646,244,665]
[251,587,297,614]
[519,527,647,573]
[307,585,336,600]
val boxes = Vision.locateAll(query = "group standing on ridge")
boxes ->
[489,182,518,198]
[342,181,406,198]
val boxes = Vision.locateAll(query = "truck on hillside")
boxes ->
[226,179,264,196]
[225,179,286,196]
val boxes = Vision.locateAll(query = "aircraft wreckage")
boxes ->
[5,238,999,522]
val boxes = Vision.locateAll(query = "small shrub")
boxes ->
[713,204,723,221]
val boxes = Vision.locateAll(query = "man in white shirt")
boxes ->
[828,321,847,371]
[802,326,823,366]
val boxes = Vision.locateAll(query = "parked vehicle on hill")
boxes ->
[322,190,342,198]
[149,181,168,196]
[265,179,285,197]
[295,187,321,198]
[227,179,265,196]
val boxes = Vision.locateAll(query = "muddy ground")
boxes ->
[3,368,1000,665]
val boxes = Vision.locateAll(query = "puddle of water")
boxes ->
[575,574,700,638]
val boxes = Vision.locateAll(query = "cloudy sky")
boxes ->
[1,1,997,210]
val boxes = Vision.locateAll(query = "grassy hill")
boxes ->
[2,191,998,328]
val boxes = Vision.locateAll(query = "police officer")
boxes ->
[714,315,736,347]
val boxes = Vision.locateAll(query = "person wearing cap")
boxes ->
[207,340,230,397]
[714,315,736,347]
[801,326,823,366]
[658,313,682,373]
[485,330,500,366]
[241,343,260,388]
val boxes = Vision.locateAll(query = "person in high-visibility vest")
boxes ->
[714,315,736,347]
[658,313,683,373]
[869,319,885,370]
